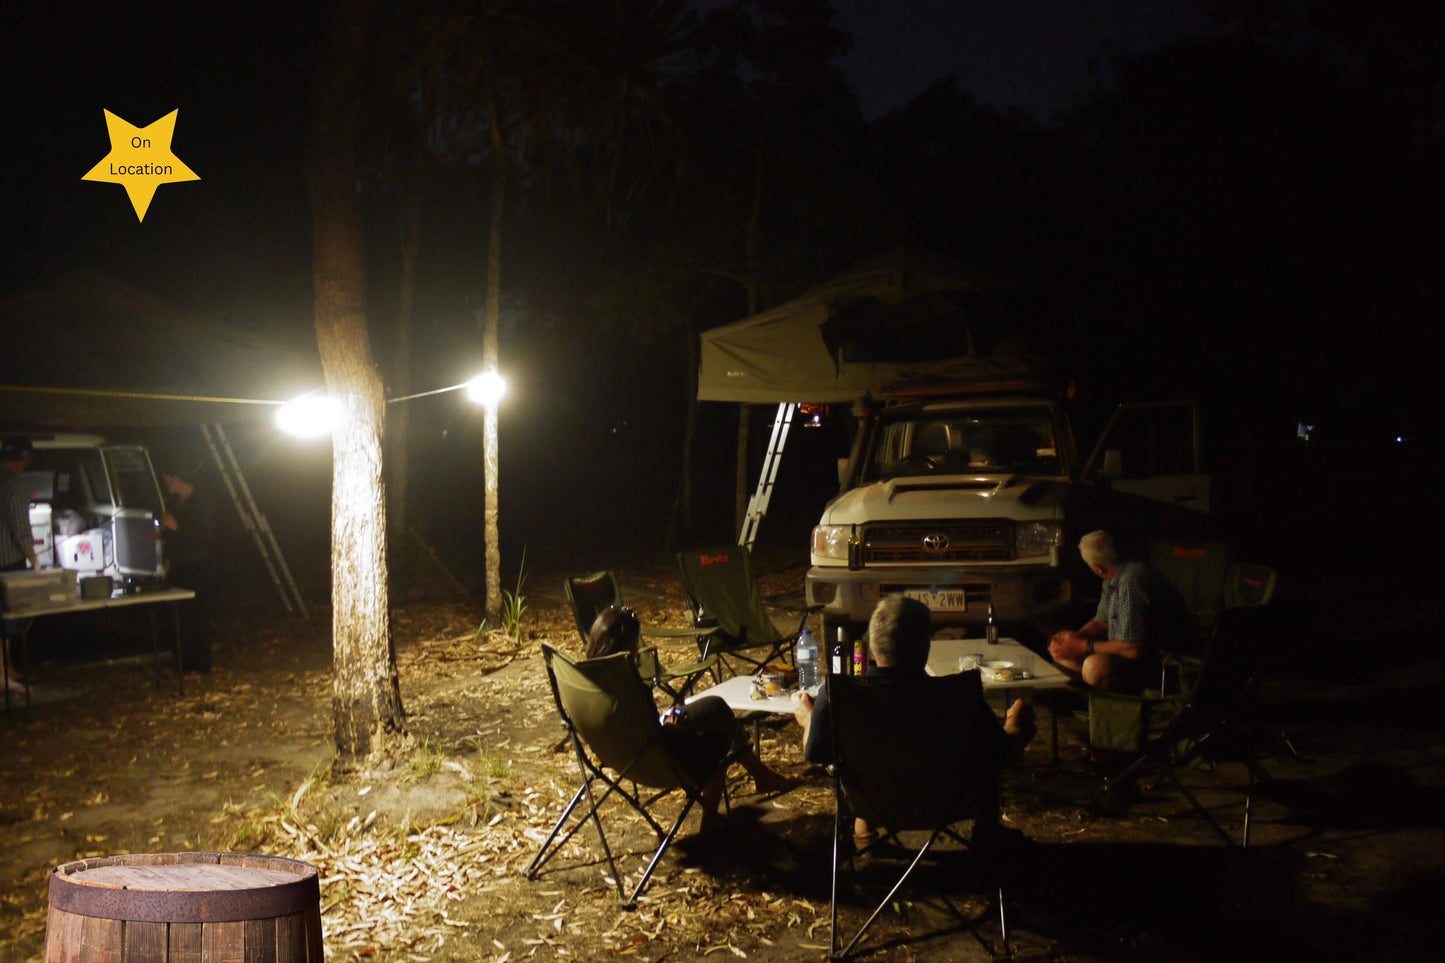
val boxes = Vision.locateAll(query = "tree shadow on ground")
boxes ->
[1250,762,1445,832]
[676,805,1445,963]
[1014,840,1445,963]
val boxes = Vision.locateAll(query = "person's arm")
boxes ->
[796,683,831,764]
[6,491,38,569]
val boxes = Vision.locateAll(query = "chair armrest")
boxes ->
[640,625,718,639]
[789,605,825,636]
[658,653,720,680]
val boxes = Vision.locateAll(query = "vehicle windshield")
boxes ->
[865,406,1063,480]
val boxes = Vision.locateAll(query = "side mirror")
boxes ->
[837,457,851,490]
[1100,448,1124,480]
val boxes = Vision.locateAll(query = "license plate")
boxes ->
[903,588,966,611]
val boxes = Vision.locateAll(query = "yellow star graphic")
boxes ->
[82,109,200,222]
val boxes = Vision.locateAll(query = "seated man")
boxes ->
[1048,530,1197,693]
[794,594,1035,850]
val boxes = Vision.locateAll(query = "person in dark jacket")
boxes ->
[158,469,215,673]
[794,593,1035,851]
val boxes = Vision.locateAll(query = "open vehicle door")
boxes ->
[1082,400,1210,513]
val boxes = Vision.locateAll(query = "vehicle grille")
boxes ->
[862,520,1013,563]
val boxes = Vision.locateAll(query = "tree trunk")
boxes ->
[388,186,421,543]
[308,0,404,760]
[483,140,505,619]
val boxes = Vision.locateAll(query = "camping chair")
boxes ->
[826,672,1015,960]
[675,546,820,677]
[563,572,719,703]
[1088,563,1281,846]
[1148,538,1233,641]
[524,643,741,907]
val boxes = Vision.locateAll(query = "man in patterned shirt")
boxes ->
[0,438,39,573]
[1047,530,1195,692]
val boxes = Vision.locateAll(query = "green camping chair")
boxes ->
[825,672,1016,959]
[562,572,719,704]
[524,643,741,907]
[675,546,820,677]
[1088,561,1283,846]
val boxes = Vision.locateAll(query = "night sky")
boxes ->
[832,0,1215,118]
[1,1,1440,570]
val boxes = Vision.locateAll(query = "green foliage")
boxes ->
[474,547,531,643]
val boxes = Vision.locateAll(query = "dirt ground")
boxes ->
[3,560,1444,962]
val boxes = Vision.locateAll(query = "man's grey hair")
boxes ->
[1079,530,1122,570]
[867,594,932,669]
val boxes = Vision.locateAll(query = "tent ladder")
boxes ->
[738,403,795,550]
[200,424,308,618]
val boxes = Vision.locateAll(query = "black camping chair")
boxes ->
[675,546,819,677]
[562,572,719,703]
[825,672,1016,960]
[524,643,740,907]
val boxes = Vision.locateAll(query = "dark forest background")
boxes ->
[1,0,1440,600]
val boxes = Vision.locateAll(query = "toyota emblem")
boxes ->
[921,533,950,553]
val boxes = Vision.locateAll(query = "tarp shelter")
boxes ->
[696,250,1046,547]
[0,269,318,614]
[0,269,320,429]
[696,249,1034,404]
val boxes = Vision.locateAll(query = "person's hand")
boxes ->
[1049,631,1086,662]
[793,691,814,729]
[161,512,179,532]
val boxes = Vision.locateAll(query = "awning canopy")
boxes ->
[0,269,321,429]
[697,249,1037,403]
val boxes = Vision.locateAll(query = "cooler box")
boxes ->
[0,570,74,612]
[57,529,112,573]
[29,503,54,569]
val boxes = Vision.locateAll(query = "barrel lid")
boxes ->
[49,852,320,923]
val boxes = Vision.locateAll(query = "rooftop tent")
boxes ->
[696,249,1032,404]
[0,269,321,429]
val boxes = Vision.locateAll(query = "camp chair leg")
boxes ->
[622,799,697,908]
[1158,763,1235,846]
[832,831,941,960]
[829,802,844,959]
[525,782,591,881]
[996,883,1010,962]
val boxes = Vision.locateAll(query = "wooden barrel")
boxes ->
[45,852,322,963]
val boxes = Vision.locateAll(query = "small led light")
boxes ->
[276,395,340,438]
[465,370,507,408]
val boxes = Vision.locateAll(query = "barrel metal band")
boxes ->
[48,855,320,923]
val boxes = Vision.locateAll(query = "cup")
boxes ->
[960,655,980,672]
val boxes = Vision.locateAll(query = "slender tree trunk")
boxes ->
[483,137,506,619]
[389,186,421,543]
[735,105,766,542]
[308,0,404,760]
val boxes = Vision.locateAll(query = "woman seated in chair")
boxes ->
[588,606,794,833]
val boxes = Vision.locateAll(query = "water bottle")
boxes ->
[986,602,999,646]
[796,629,819,689]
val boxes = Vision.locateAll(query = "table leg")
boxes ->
[149,608,160,688]
[2,625,10,714]
[172,602,185,695]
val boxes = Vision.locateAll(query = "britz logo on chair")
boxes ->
[700,553,730,566]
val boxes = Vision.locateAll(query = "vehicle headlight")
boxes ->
[811,524,852,561]
[1014,521,1061,559]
